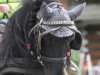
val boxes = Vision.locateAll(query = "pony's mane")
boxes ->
[0,0,43,58]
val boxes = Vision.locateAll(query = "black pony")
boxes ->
[0,0,85,75]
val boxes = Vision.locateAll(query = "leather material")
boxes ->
[0,58,44,74]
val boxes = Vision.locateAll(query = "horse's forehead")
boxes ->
[54,8,70,17]
[45,8,71,21]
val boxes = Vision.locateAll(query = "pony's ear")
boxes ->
[37,1,53,19]
[40,1,48,9]
[68,2,86,21]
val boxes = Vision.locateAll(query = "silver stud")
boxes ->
[48,22,50,25]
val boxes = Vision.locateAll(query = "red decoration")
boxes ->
[66,51,71,57]
[26,43,32,49]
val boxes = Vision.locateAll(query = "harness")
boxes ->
[0,1,83,74]
[28,18,73,65]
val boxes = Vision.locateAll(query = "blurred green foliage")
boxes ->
[0,2,21,19]
[71,50,80,66]
[0,0,19,3]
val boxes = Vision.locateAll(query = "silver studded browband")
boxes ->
[42,20,74,26]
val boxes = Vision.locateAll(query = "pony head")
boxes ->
[36,2,85,38]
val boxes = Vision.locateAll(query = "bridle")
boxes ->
[27,2,76,66]
[28,18,73,65]
[27,10,79,71]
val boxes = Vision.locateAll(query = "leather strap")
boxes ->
[0,67,34,75]
[41,56,67,63]
[0,58,38,69]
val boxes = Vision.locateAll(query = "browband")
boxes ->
[42,20,74,25]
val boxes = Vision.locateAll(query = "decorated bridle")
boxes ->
[28,18,73,64]
[27,1,86,70]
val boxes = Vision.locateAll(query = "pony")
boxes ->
[0,0,86,75]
